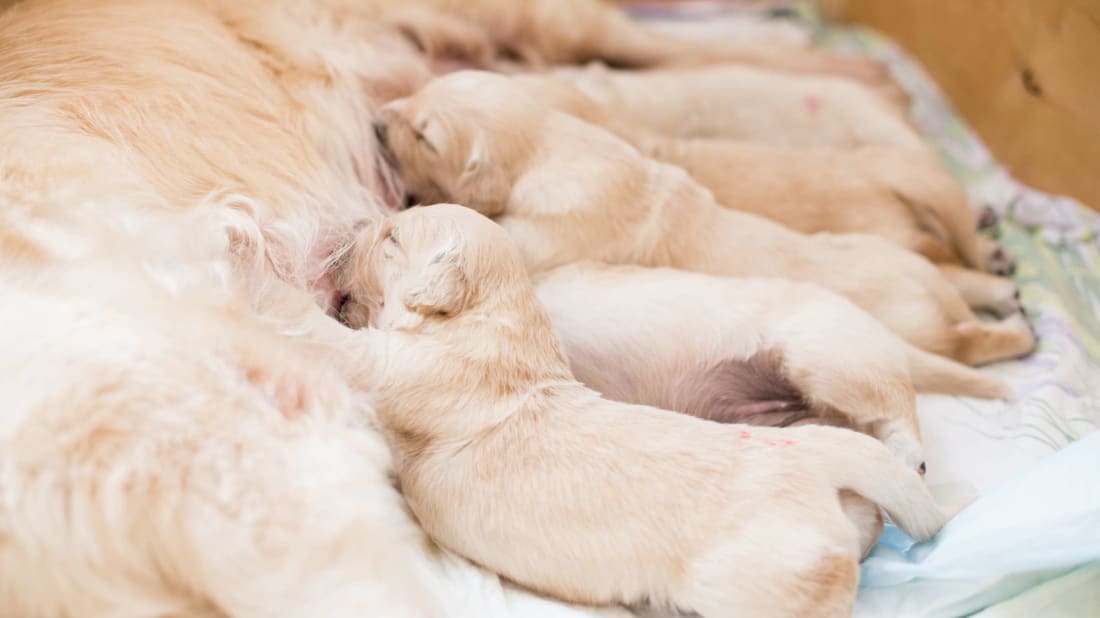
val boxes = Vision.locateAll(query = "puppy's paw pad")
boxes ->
[986,245,1017,276]
[977,205,1000,230]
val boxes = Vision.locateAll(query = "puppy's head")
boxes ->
[337,203,524,330]
[373,71,542,216]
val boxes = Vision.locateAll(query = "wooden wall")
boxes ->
[821,0,1100,211]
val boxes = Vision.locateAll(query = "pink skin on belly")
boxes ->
[309,270,346,316]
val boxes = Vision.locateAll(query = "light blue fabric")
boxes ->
[855,433,1100,617]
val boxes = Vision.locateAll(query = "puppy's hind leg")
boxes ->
[937,264,1022,318]
[767,304,925,470]
[952,314,1037,366]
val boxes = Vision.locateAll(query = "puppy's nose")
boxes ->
[372,118,389,149]
[917,461,927,476]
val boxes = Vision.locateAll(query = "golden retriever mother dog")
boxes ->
[335,203,950,618]
[0,199,443,618]
[374,71,1035,366]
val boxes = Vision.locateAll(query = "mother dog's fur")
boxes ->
[0,196,444,617]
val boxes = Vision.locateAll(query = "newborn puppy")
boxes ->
[390,0,903,102]
[534,262,1009,433]
[549,62,922,149]
[509,73,1017,279]
[336,203,950,617]
[373,71,1035,366]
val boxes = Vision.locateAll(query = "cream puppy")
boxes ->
[0,201,443,618]
[385,0,904,100]
[0,0,899,317]
[335,204,950,618]
[373,71,1035,366]
[550,62,923,149]
[534,262,1009,431]
[509,73,1016,278]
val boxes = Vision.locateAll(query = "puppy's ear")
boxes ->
[459,131,511,216]
[402,236,467,316]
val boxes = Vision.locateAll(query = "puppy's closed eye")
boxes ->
[414,115,446,155]
[382,227,402,259]
[414,129,438,154]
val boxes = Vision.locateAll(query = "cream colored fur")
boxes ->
[534,262,1009,418]
[334,204,950,617]
[0,196,445,618]
[550,62,923,150]
[509,73,1015,278]
[375,71,1035,366]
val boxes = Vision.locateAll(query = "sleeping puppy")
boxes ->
[373,71,1035,366]
[550,62,922,149]
[509,73,1017,278]
[334,203,950,617]
[534,262,1009,436]
[0,0,898,318]
[385,0,905,103]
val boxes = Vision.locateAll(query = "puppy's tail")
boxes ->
[795,426,949,542]
[905,345,1009,399]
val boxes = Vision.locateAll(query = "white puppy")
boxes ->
[373,71,1035,366]
[534,262,1007,454]
[335,203,950,618]
[550,62,924,149]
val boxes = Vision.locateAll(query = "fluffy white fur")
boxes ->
[0,193,446,617]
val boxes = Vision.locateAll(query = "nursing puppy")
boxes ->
[374,71,1035,365]
[0,201,442,618]
[550,62,923,149]
[534,262,1010,435]
[0,0,899,315]
[334,204,950,617]
[375,0,908,107]
[510,74,1015,277]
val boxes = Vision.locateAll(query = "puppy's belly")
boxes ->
[580,349,814,426]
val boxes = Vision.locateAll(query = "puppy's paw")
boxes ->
[987,245,1017,276]
[876,422,924,472]
[987,280,1024,318]
[977,205,999,230]
[979,236,1016,276]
